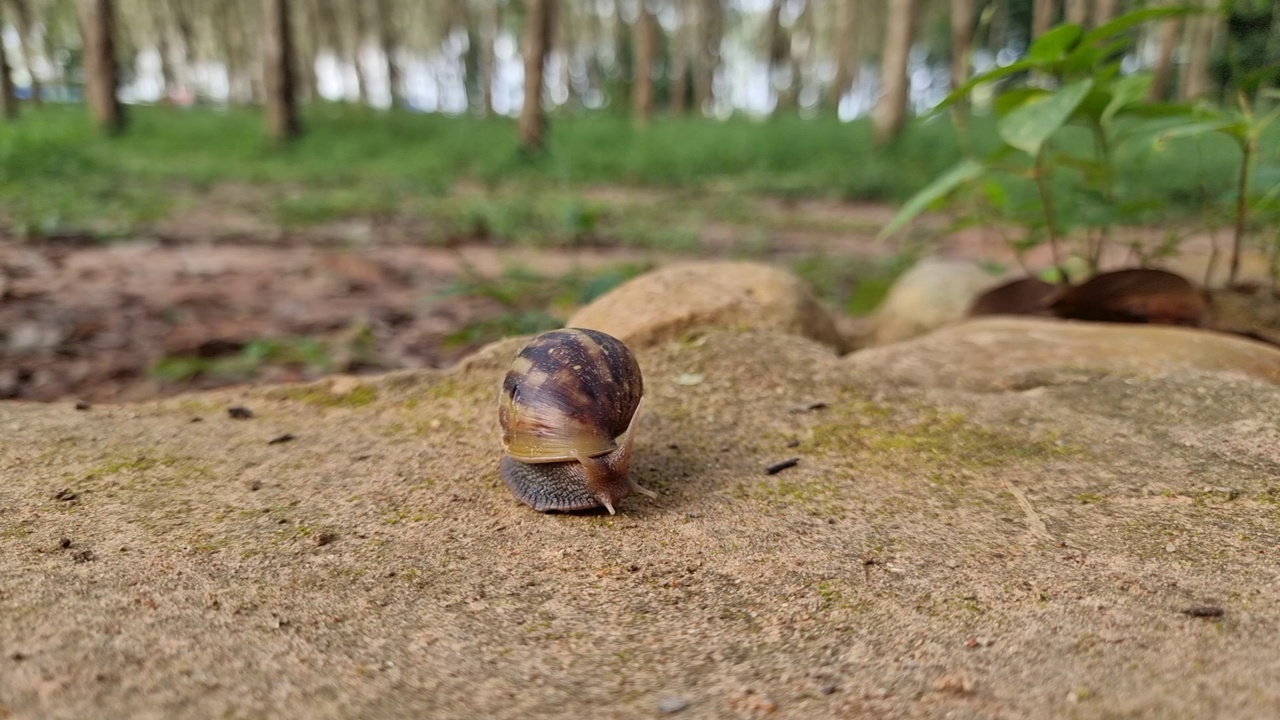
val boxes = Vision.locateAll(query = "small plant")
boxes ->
[881,6,1208,276]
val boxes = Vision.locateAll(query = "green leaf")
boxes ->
[877,158,987,240]
[929,59,1040,116]
[1156,119,1247,148]
[1100,74,1153,125]
[1081,6,1200,46]
[997,78,1095,156]
[1027,24,1083,65]
[993,88,1049,118]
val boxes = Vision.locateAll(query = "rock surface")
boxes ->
[566,260,844,351]
[848,315,1280,390]
[4,266,1280,720]
[865,257,1004,347]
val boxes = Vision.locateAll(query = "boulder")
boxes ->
[865,257,1003,346]
[846,315,1280,390]
[566,261,843,351]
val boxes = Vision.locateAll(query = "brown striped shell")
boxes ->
[499,328,644,464]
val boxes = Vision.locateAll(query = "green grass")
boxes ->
[2,101,1275,245]
[0,103,973,234]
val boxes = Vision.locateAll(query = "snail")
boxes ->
[967,277,1059,317]
[498,328,656,514]
[1047,268,1208,327]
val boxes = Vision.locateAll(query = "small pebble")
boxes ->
[268,433,296,445]
[53,489,79,503]
[315,532,337,547]
[74,400,91,411]
[657,696,690,714]
[765,458,800,475]
[59,538,72,549]
[227,406,253,420]
[1182,604,1224,618]
[72,549,94,563]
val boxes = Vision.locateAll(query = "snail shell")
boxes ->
[498,328,655,514]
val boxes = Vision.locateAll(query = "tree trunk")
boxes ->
[263,0,300,143]
[7,0,42,106]
[669,0,690,114]
[295,0,319,101]
[1064,0,1088,26]
[376,0,401,107]
[692,0,721,115]
[0,12,17,120]
[631,0,655,126]
[1032,0,1056,39]
[872,0,917,144]
[1180,0,1219,102]
[949,0,973,94]
[827,0,854,109]
[480,0,501,115]
[518,0,554,150]
[79,0,124,134]
[1147,6,1181,102]
[764,0,785,112]
[1092,0,1119,27]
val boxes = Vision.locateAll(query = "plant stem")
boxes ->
[1231,135,1253,287]
[1033,148,1064,275]
[1090,123,1114,273]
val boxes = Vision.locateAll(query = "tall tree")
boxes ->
[263,0,300,142]
[827,0,855,109]
[873,0,917,144]
[7,0,42,106]
[1092,0,1120,26]
[631,0,656,125]
[479,0,502,115]
[669,0,692,114]
[950,0,974,95]
[1179,0,1220,101]
[1147,4,1182,101]
[0,4,17,120]
[1064,0,1088,26]
[80,0,125,134]
[376,0,402,107]
[518,0,554,150]
[1032,0,1056,38]
[692,0,722,114]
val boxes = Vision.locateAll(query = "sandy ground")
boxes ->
[3,328,1279,719]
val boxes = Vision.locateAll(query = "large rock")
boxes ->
[847,315,1280,390]
[865,256,1004,347]
[6,326,1280,718]
[566,261,844,351]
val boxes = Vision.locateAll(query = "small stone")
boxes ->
[268,433,296,445]
[1182,604,1224,618]
[74,400,91,411]
[227,406,253,420]
[316,532,337,547]
[657,696,690,714]
[59,538,72,549]
[818,682,838,695]
[72,549,94,563]
[1165,543,1177,553]
[53,489,79,503]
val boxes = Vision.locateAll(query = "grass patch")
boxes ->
[4,103,1269,239]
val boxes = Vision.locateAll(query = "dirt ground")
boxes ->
[4,189,1278,404]
[2,329,1279,719]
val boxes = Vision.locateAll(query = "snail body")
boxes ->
[1048,268,1207,327]
[498,328,655,514]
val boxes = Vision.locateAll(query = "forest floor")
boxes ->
[3,182,1278,403]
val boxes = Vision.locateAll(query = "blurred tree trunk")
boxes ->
[764,0,786,112]
[169,0,194,93]
[669,0,691,114]
[518,0,554,150]
[1092,0,1119,26]
[1064,0,1088,25]
[1032,0,1056,39]
[1147,5,1181,101]
[295,0,319,101]
[263,0,299,143]
[376,0,401,107]
[352,0,373,105]
[0,10,16,120]
[480,0,501,115]
[949,0,973,95]
[1179,0,1220,102]
[80,0,125,133]
[693,0,722,114]
[826,0,854,109]
[631,0,655,126]
[872,0,917,144]
[7,0,42,106]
